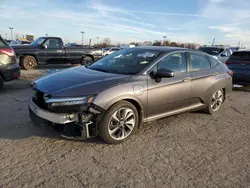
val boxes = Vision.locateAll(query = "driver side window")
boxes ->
[44,39,60,49]
[158,52,187,73]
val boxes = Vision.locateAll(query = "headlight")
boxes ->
[46,96,95,107]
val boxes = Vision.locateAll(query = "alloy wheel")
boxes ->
[108,107,136,140]
[210,90,223,112]
[25,58,36,69]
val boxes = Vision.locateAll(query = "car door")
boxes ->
[43,38,65,64]
[187,52,216,106]
[147,52,192,120]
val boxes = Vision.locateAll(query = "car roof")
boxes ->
[135,46,203,53]
[42,37,62,40]
[237,49,250,52]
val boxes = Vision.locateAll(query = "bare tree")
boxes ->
[152,40,162,46]
[103,38,111,46]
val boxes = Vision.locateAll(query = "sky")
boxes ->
[0,0,250,47]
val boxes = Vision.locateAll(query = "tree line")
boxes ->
[96,38,200,49]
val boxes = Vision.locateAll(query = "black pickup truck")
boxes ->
[12,37,103,69]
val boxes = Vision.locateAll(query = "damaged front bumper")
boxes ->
[29,99,103,139]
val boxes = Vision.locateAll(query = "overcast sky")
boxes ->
[0,0,250,47]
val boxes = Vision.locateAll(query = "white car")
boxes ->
[103,47,120,56]
[198,46,239,63]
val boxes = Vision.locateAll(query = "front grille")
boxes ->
[32,89,48,110]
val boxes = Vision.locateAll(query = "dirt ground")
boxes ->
[1,68,250,188]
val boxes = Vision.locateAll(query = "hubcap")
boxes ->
[25,58,35,69]
[108,107,136,140]
[83,59,93,67]
[211,90,223,112]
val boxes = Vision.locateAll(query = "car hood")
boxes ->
[34,66,131,97]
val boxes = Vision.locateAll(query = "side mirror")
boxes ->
[41,44,47,49]
[220,52,227,57]
[156,68,175,78]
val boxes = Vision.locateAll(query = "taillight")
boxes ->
[0,48,15,56]
[225,61,232,65]
[228,70,233,77]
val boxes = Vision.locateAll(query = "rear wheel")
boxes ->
[81,56,94,67]
[205,89,224,114]
[99,101,139,144]
[22,56,37,70]
[0,76,4,91]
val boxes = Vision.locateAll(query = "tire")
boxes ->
[81,56,94,67]
[99,100,139,144]
[22,56,37,70]
[0,76,4,91]
[205,89,224,114]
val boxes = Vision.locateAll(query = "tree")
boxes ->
[103,38,111,46]
[142,41,152,46]
[152,40,162,46]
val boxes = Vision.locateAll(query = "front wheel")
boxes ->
[205,89,224,114]
[81,56,93,67]
[99,101,139,144]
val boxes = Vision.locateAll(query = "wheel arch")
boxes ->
[95,95,145,128]
[203,78,229,105]
[82,54,94,62]
[20,54,38,64]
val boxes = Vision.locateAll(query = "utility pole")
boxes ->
[163,36,167,46]
[81,31,84,45]
[9,27,13,40]
[212,38,216,46]
[96,37,99,45]
[238,41,241,47]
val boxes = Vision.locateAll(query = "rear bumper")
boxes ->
[1,63,20,82]
[233,75,250,85]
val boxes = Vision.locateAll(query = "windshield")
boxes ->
[199,47,223,55]
[88,48,161,75]
[31,37,46,46]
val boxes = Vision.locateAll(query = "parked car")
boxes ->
[226,50,250,85]
[12,37,103,70]
[65,43,84,48]
[9,40,31,46]
[29,46,232,144]
[0,36,20,90]
[103,47,120,56]
[119,44,136,49]
[198,46,239,63]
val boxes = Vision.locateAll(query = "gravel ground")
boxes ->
[1,69,250,188]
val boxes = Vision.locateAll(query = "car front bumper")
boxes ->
[29,99,78,124]
[29,99,99,139]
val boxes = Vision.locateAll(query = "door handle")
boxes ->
[183,77,191,82]
[57,50,62,53]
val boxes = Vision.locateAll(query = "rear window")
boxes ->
[199,47,223,55]
[207,55,221,67]
[232,51,250,57]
